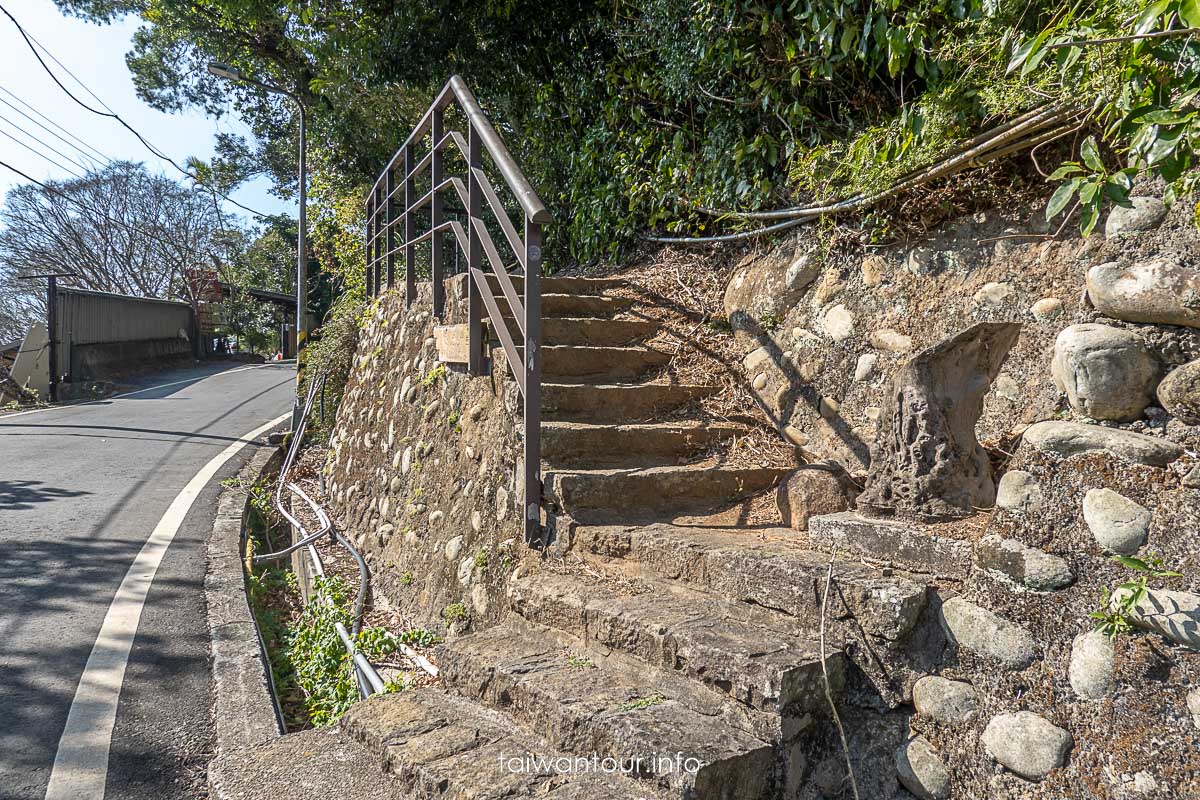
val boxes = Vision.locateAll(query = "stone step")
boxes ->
[341,687,671,799]
[541,421,745,468]
[542,383,718,423]
[575,524,928,642]
[490,317,659,347]
[544,464,793,523]
[508,570,844,717]
[806,511,972,579]
[539,293,637,319]
[487,292,634,322]
[437,622,777,799]
[485,274,628,297]
[542,345,671,383]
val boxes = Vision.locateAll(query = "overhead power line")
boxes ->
[0,108,96,174]
[0,126,85,179]
[0,87,113,166]
[0,156,202,252]
[0,2,271,220]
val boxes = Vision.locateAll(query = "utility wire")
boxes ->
[0,127,85,179]
[0,157,197,250]
[0,87,113,165]
[0,108,97,174]
[0,2,270,219]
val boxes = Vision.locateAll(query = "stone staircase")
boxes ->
[341,277,931,798]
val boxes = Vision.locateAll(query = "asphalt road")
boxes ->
[0,361,294,800]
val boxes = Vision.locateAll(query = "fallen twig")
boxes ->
[821,561,861,800]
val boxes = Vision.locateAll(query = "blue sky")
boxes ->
[0,0,292,224]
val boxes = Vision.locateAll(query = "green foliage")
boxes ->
[397,628,442,648]
[420,365,446,387]
[61,0,1200,266]
[1006,0,1200,234]
[567,654,595,670]
[1091,553,1183,639]
[616,693,666,712]
[443,603,467,623]
[299,292,364,441]
[286,575,404,727]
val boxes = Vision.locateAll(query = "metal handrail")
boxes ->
[260,374,386,699]
[365,75,548,546]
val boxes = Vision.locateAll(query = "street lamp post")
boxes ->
[207,62,308,427]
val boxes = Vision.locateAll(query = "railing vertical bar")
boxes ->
[404,145,416,306]
[431,109,445,318]
[374,184,384,294]
[385,168,396,291]
[466,125,484,376]
[523,219,542,547]
[365,196,374,297]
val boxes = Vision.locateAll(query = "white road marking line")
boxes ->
[44,412,290,800]
[1,363,290,420]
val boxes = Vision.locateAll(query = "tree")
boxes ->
[0,161,233,334]
[217,222,294,353]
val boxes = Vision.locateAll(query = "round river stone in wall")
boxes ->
[1051,324,1159,422]
[1104,196,1167,237]
[821,304,855,342]
[854,353,878,382]
[912,676,978,723]
[982,711,1073,781]
[895,735,951,800]
[938,597,1037,668]
[995,470,1042,513]
[1031,297,1063,321]
[1087,259,1200,328]
[1069,630,1114,700]
[1083,488,1151,555]
[1157,358,1200,424]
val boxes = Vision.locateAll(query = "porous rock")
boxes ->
[981,711,1073,781]
[1050,323,1158,421]
[1157,358,1200,424]
[939,596,1037,668]
[912,676,978,723]
[895,735,951,800]
[857,322,1021,521]
[1022,421,1183,467]
[1087,259,1200,329]
[1083,488,1151,555]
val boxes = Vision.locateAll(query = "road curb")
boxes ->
[205,441,285,794]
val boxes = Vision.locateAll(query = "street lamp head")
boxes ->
[207,62,244,82]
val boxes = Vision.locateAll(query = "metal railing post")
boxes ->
[404,144,416,306]
[364,198,374,297]
[385,167,396,291]
[431,108,445,319]
[466,125,484,375]
[374,184,384,294]
[523,219,542,546]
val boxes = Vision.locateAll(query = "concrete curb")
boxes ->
[205,442,285,794]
